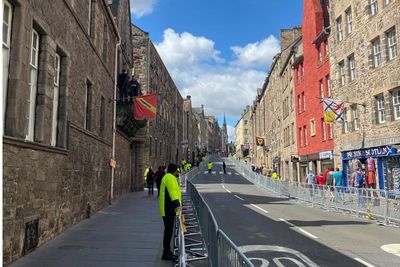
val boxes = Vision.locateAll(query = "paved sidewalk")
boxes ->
[9,191,171,267]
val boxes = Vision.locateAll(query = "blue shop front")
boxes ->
[342,145,400,190]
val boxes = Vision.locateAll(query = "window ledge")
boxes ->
[3,136,68,155]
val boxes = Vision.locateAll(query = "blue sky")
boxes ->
[130,0,303,140]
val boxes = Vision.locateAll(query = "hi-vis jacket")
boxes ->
[144,168,149,180]
[207,162,213,170]
[159,173,182,217]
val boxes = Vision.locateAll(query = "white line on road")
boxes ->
[235,173,239,175]
[250,204,269,214]
[228,172,232,175]
[225,189,232,193]
[204,171,208,174]
[234,195,244,201]
[219,171,223,174]
[212,171,216,174]
[221,184,226,189]
[279,218,318,239]
[354,258,375,267]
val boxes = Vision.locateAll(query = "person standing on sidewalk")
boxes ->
[333,167,344,201]
[146,167,155,196]
[159,163,182,261]
[207,161,213,173]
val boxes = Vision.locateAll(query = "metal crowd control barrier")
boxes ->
[175,164,254,267]
[227,158,400,225]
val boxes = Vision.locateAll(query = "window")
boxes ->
[348,54,356,81]
[302,92,306,111]
[3,0,12,121]
[377,95,385,123]
[244,129,248,135]
[310,119,316,136]
[298,95,301,113]
[317,45,322,63]
[299,128,303,147]
[304,126,308,146]
[27,29,40,141]
[51,54,61,146]
[370,0,378,16]
[102,21,108,62]
[393,89,400,120]
[328,123,333,139]
[387,28,397,60]
[290,90,293,111]
[352,106,360,130]
[337,16,343,41]
[385,0,393,5]
[343,108,349,133]
[88,0,95,36]
[100,95,105,137]
[291,122,295,144]
[326,75,331,97]
[84,80,92,130]
[339,61,345,86]
[301,63,304,79]
[320,80,324,98]
[321,119,326,141]
[346,8,352,35]
[372,38,382,67]
[244,120,248,125]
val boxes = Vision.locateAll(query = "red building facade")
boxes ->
[294,0,334,180]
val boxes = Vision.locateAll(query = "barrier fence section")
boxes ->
[180,165,254,267]
[227,158,400,225]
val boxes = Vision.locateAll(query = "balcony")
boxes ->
[116,100,147,137]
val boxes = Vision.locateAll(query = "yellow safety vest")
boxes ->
[159,173,182,217]
[207,163,213,170]
[144,168,149,180]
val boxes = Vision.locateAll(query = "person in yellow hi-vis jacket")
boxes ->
[159,163,182,261]
[207,161,213,173]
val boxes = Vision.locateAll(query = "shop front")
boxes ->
[342,145,400,190]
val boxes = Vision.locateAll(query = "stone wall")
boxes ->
[3,0,118,263]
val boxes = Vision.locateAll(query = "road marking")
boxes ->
[219,171,224,174]
[381,244,400,257]
[225,189,231,193]
[221,184,226,189]
[239,245,319,267]
[250,204,269,214]
[235,173,239,175]
[234,195,244,201]
[212,171,216,174]
[279,218,318,239]
[204,171,208,174]
[354,258,375,267]
[228,172,232,175]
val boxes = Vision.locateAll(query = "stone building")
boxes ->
[221,114,229,154]
[329,0,400,189]
[235,106,252,159]
[193,105,207,153]
[3,0,119,263]
[131,24,186,170]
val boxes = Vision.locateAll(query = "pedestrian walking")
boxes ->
[146,167,155,196]
[222,161,226,174]
[159,163,181,261]
[155,166,166,197]
[207,161,213,173]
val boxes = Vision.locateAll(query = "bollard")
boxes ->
[86,202,91,218]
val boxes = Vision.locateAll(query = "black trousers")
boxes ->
[147,182,154,195]
[162,214,175,254]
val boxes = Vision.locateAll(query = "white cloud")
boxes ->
[154,29,277,139]
[230,35,280,69]
[130,0,157,18]
[155,28,223,67]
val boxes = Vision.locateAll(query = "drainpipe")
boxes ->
[110,34,121,205]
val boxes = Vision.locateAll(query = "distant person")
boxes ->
[306,171,316,185]
[129,74,141,97]
[326,168,335,187]
[208,161,213,173]
[159,164,181,261]
[333,167,344,200]
[155,166,166,197]
[223,161,226,174]
[316,172,325,186]
[146,167,155,196]
[272,171,279,180]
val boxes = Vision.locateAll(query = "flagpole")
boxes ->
[317,97,366,107]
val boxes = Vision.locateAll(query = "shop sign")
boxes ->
[319,151,333,159]
[299,155,308,162]
[343,145,398,160]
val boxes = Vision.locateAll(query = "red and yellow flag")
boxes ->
[134,94,157,120]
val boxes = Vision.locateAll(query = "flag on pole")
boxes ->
[323,98,344,123]
[134,94,157,120]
